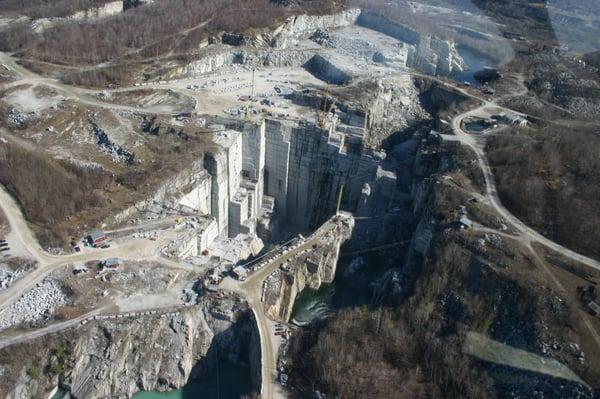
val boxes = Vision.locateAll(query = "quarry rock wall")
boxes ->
[106,157,211,225]
[71,1,123,19]
[263,215,354,321]
[179,8,464,78]
[264,119,292,218]
[273,8,361,48]
[3,295,262,399]
[182,49,314,77]
[303,54,353,85]
[31,1,123,33]
[357,11,465,75]
[107,121,268,243]
[264,119,380,229]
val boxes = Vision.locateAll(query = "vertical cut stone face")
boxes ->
[263,214,355,321]
[264,119,292,217]
[355,10,465,75]
[177,173,212,215]
[303,54,353,85]
[204,152,229,236]
[226,132,243,197]
[229,189,249,237]
[263,119,381,229]
[242,121,266,218]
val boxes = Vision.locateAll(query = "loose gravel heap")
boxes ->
[7,109,28,128]
[0,265,27,291]
[0,278,67,331]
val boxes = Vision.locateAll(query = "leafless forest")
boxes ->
[487,123,600,259]
[0,0,342,65]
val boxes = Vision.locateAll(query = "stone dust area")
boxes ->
[57,261,198,312]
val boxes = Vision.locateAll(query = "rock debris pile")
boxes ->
[91,124,135,165]
[0,278,67,331]
[0,265,27,291]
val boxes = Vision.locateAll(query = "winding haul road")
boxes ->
[448,90,600,272]
[1,46,600,398]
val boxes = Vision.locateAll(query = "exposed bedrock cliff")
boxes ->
[271,8,361,48]
[31,1,123,33]
[263,215,354,322]
[356,11,465,75]
[0,294,261,399]
[369,130,465,306]
[106,156,212,225]
[174,8,464,78]
[414,77,473,115]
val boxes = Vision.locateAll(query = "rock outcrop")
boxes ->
[356,11,465,75]
[175,8,464,79]
[0,294,261,399]
[31,1,123,33]
[272,8,361,48]
[263,214,354,321]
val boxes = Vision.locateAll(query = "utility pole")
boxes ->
[318,85,329,128]
[246,68,256,122]
[251,68,255,100]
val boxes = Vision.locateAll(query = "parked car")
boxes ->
[0,247,9,252]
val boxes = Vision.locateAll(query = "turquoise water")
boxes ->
[51,388,69,399]
[132,361,253,399]
[290,284,335,326]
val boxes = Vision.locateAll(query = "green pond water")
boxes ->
[132,361,252,399]
[290,256,384,326]
[290,283,335,326]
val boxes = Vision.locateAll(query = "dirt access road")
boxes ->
[0,186,190,312]
[450,101,600,273]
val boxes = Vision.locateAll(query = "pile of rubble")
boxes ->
[0,265,28,291]
[91,124,135,166]
[7,109,28,128]
[0,278,67,331]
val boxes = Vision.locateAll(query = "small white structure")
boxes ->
[232,265,248,281]
[101,258,121,270]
